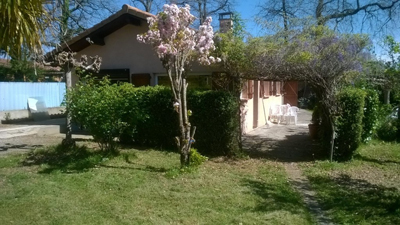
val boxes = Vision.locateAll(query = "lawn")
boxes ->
[0,145,315,225]
[302,141,400,225]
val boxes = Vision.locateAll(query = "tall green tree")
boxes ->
[0,0,46,57]
[213,13,248,151]
[382,35,400,104]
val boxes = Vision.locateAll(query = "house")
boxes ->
[53,4,295,133]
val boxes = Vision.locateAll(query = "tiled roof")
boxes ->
[46,4,154,57]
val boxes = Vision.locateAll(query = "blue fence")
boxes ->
[0,82,66,111]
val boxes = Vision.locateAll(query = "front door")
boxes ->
[284,81,298,106]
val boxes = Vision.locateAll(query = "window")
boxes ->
[260,81,270,98]
[241,80,254,99]
[276,81,281,95]
[157,74,212,90]
[131,73,150,87]
[92,69,130,84]
[269,81,284,96]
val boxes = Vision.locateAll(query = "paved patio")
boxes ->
[243,109,323,162]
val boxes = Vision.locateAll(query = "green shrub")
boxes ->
[335,88,366,161]
[66,77,138,152]
[298,93,317,110]
[126,86,178,148]
[68,79,241,156]
[361,89,379,143]
[122,88,241,156]
[189,148,208,167]
[375,104,398,141]
[377,118,398,141]
[188,90,241,156]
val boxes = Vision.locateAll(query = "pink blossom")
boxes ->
[137,4,218,66]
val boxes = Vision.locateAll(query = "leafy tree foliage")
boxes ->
[382,36,400,104]
[0,0,46,57]
[213,12,249,146]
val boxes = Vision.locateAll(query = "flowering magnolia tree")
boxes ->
[137,4,219,166]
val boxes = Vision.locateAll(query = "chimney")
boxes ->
[219,12,233,33]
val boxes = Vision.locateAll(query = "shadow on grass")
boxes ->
[118,142,177,154]
[242,178,309,215]
[100,165,167,173]
[353,154,400,165]
[243,128,325,163]
[308,173,400,224]
[22,144,117,173]
[0,143,44,151]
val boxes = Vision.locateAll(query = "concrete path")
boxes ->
[243,110,334,225]
[0,118,66,139]
[0,118,91,155]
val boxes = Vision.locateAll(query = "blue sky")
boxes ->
[115,0,399,60]
[118,0,263,36]
[232,0,262,36]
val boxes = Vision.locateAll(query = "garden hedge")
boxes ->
[335,88,366,161]
[361,89,379,143]
[69,79,241,156]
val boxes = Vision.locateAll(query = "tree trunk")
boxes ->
[316,0,325,25]
[175,75,193,167]
[329,116,335,162]
[282,0,288,34]
[63,66,75,147]
[384,89,391,104]
[181,77,191,166]
[234,78,243,154]
[397,104,400,141]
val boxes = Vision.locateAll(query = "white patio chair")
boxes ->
[281,104,291,119]
[269,105,283,123]
[285,106,299,125]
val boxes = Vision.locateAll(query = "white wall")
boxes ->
[242,80,283,134]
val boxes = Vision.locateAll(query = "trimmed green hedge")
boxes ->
[361,89,379,143]
[335,88,366,161]
[188,90,240,156]
[69,78,241,156]
[125,87,240,156]
[127,86,178,148]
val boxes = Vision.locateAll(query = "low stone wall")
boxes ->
[0,107,65,124]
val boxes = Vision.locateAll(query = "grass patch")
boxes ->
[0,146,314,224]
[302,141,400,224]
